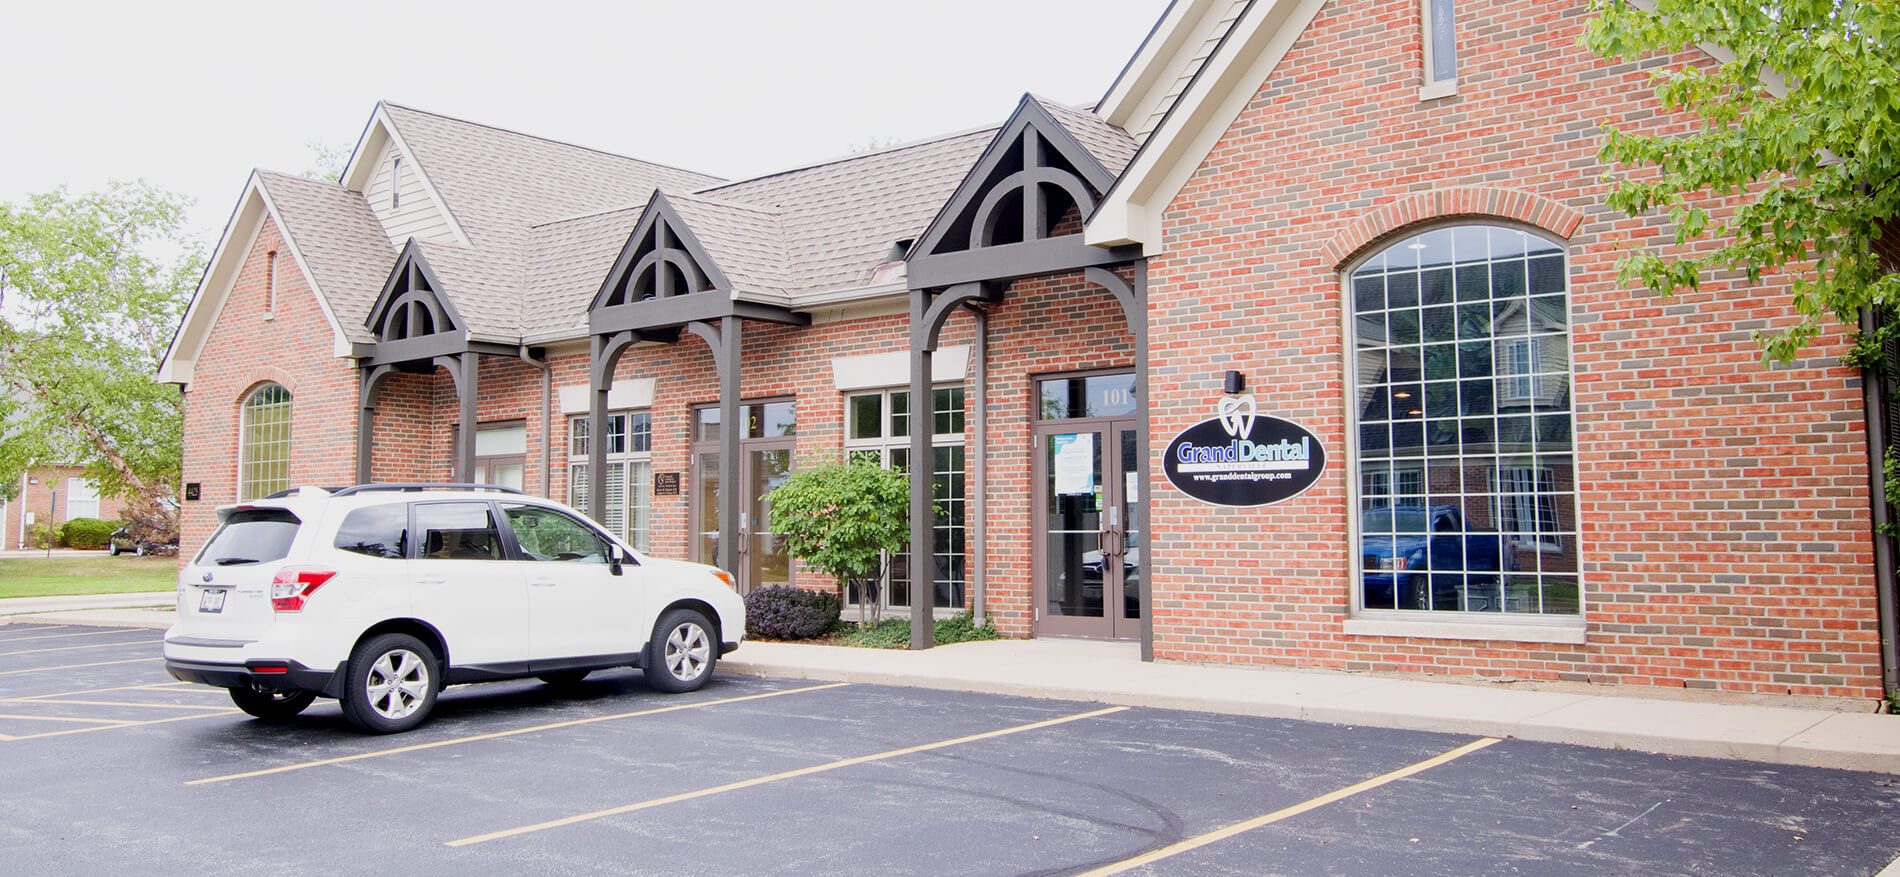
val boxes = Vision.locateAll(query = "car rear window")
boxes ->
[198,508,301,566]
[334,504,408,559]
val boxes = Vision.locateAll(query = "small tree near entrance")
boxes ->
[767,458,913,626]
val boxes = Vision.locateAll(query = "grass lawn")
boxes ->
[0,555,179,599]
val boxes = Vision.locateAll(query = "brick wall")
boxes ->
[178,216,360,560]
[1144,0,1881,697]
[3,466,131,549]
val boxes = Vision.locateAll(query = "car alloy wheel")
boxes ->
[365,648,430,720]
[645,608,716,693]
[665,622,710,683]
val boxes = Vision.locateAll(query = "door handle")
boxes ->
[531,580,559,588]
[416,577,446,586]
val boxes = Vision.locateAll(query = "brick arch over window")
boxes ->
[234,367,299,403]
[1321,188,1587,270]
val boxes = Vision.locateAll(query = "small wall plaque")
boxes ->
[653,472,680,496]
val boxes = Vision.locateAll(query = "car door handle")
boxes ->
[416,577,446,586]
[531,580,559,588]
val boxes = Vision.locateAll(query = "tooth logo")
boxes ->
[1216,395,1256,439]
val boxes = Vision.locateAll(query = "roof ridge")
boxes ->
[379,101,728,185]
[668,190,785,217]
[695,122,1002,196]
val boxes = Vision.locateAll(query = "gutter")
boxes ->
[1860,307,1900,701]
[519,346,554,498]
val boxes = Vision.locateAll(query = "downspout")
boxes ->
[519,346,553,497]
[1859,306,1899,701]
[963,302,989,625]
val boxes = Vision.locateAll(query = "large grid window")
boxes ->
[1351,224,1578,616]
[568,410,651,552]
[238,384,291,502]
[845,386,966,610]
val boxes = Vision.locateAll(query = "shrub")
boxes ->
[60,517,115,550]
[744,585,842,640]
[835,611,1000,649]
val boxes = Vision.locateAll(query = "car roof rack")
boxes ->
[326,483,528,497]
[263,486,349,499]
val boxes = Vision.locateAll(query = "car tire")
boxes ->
[340,633,439,734]
[109,544,122,556]
[536,670,590,687]
[229,686,316,720]
[644,608,716,693]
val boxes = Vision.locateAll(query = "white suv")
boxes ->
[163,484,746,734]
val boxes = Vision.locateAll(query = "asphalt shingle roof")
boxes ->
[255,100,1118,344]
[1038,99,1140,178]
[255,172,397,344]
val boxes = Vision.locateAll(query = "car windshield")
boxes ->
[198,508,300,566]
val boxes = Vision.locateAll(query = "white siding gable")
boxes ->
[1134,0,1247,141]
[363,138,459,246]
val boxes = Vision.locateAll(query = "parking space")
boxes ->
[3,622,1898,876]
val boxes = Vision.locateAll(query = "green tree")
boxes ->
[0,182,203,526]
[766,458,914,626]
[1583,0,1900,363]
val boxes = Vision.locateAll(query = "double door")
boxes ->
[1035,418,1141,639]
[693,438,794,593]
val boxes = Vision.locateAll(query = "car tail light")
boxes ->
[1378,556,1410,571]
[271,567,337,612]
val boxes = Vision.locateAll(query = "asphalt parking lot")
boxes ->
[2,622,1898,876]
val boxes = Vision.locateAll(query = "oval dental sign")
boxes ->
[1163,396,1326,507]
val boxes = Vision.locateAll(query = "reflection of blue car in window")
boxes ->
[1361,505,1512,611]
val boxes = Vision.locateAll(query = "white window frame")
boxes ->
[1338,222,1585,644]
[567,410,653,552]
[238,384,292,502]
[843,384,966,613]
[1420,0,1458,101]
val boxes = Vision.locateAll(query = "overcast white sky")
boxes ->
[2,0,1169,248]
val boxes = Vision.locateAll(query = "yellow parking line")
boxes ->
[8,698,242,711]
[1077,737,1502,876]
[5,710,241,741]
[0,625,71,635]
[191,682,853,786]
[0,713,131,725]
[0,629,134,644]
[0,658,162,677]
[0,639,163,657]
[7,683,196,701]
[446,704,1130,848]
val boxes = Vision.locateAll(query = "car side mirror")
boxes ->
[609,547,637,576]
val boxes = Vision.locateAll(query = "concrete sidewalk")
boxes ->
[6,596,1896,774]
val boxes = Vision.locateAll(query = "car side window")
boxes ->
[333,504,408,559]
[414,501,504,561]
[502,504,611,564]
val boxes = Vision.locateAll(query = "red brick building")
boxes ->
[6,466,129,549]
[160,1,1896,701]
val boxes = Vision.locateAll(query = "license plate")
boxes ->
[199,588,228,613]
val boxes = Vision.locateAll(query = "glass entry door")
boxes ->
[741,442,794,591]
[1035,419,1141,639]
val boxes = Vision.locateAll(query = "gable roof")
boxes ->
[255,172,397,344]
[1086,0,1329,250]
[158,171,390,385]
[698,128,997,295]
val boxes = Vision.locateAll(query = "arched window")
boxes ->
[1349,224,1578,616]
[238,384,292,501]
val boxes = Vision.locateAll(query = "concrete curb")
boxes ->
[7,608,1893,774]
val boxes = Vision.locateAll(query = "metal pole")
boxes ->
[1859,306,1899,699]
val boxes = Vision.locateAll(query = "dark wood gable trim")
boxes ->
[362,239,473,366]
[907,95,1139,289]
